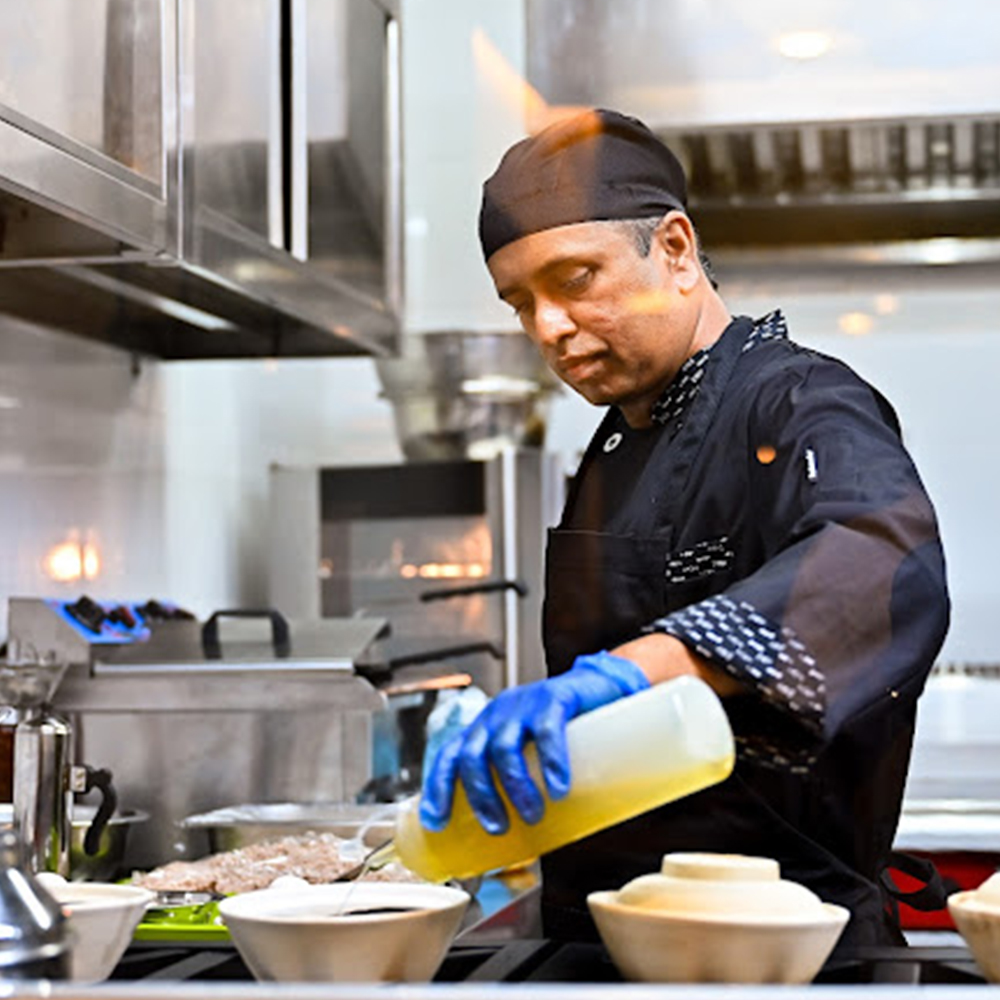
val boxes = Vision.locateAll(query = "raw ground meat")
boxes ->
[133,833,420,894]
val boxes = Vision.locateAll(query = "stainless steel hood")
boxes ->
[0,0,401,359]
[526,0,1000,287]
[657,114,1000,290]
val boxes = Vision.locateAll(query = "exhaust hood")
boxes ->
[526,0,1000,287]
[658,114,1000,288]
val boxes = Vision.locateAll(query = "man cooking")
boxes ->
[418,108,950,948]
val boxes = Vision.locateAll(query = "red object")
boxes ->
[889,851,1000,929]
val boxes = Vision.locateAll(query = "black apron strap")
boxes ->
[879,850,955,927]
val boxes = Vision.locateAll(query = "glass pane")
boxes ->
[305,0,387,298]
[0,0,162,183]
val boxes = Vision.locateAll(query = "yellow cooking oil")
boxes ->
[390,675,736,884]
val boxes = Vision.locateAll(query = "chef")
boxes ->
[419,108,950,948]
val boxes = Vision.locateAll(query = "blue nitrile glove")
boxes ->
[419,651,649,836]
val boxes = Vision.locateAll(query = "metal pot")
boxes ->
[69,806,149,882]
[375,330,559,461]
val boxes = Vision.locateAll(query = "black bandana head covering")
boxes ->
[479,109,688,262]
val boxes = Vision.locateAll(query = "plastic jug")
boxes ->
[388,675,735,883]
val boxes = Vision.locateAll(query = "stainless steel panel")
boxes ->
[526,0,1000,126]
[297,0,401,309]
[5,600,388,868]
[904,668,1000,806]
[69,707,374,868]
[0,0,176,259]
[269,452,564,699]
[0,0,164,183]
[184,0,282,247]
[375,332,560,463]
[0,0,399,358]
[524,0,1000,276]
[896,800,1000,853]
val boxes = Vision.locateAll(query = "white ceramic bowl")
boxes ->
[948,872,1000,983]
[588,852,849,984]
[218,881,470,983]
[36,874,155,982]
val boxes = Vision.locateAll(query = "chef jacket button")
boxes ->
[603,432,623,453]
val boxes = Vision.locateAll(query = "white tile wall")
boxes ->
[0,317,404,638]
[0,318,168,636]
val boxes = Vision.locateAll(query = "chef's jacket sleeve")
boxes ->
[646,356,950,756]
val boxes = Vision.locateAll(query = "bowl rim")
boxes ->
[46,884,157,910]
[218,881,470,924]
[587,890,850,929]
[71,805,151,828]
[948,890,1000,915]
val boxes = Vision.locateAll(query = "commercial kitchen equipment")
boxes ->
[525,0,1000,293]
[5,597,393,871]
[0,0,401,358]
[373,330,562,462]
[0,649,116,877]
[269,448,566,695]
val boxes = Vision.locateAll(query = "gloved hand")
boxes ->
[419,651,649,835]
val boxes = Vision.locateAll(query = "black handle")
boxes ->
[81,766,118,857]
[201,609,291,660]
[355,640,505,685]
[384,641,504,671]
[419,579,528,602]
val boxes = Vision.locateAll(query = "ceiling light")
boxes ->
[776,30,833,61]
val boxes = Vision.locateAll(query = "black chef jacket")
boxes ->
[540,312,950,949]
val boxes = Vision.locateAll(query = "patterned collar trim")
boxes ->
[649,309,788,430]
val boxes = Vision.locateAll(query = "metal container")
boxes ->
[181,802,398,856]
[69,807,149,882]
[0,828,69,979]
[8,602,390,871]
[375,331,559,461]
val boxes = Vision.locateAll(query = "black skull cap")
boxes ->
[479,108,688,262]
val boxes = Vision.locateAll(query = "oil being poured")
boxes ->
[329,839,400,916]
[338,839,399,882]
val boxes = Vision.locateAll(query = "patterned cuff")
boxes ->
[735,733,819,775]
[645,593,826,736]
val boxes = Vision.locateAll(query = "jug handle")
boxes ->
[79,767,118,857]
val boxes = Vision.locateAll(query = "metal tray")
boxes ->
[180,801,398,854]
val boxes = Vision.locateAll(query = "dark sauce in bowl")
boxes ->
[332,906,419,917]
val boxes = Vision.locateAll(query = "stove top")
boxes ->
[111,939,987,986]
